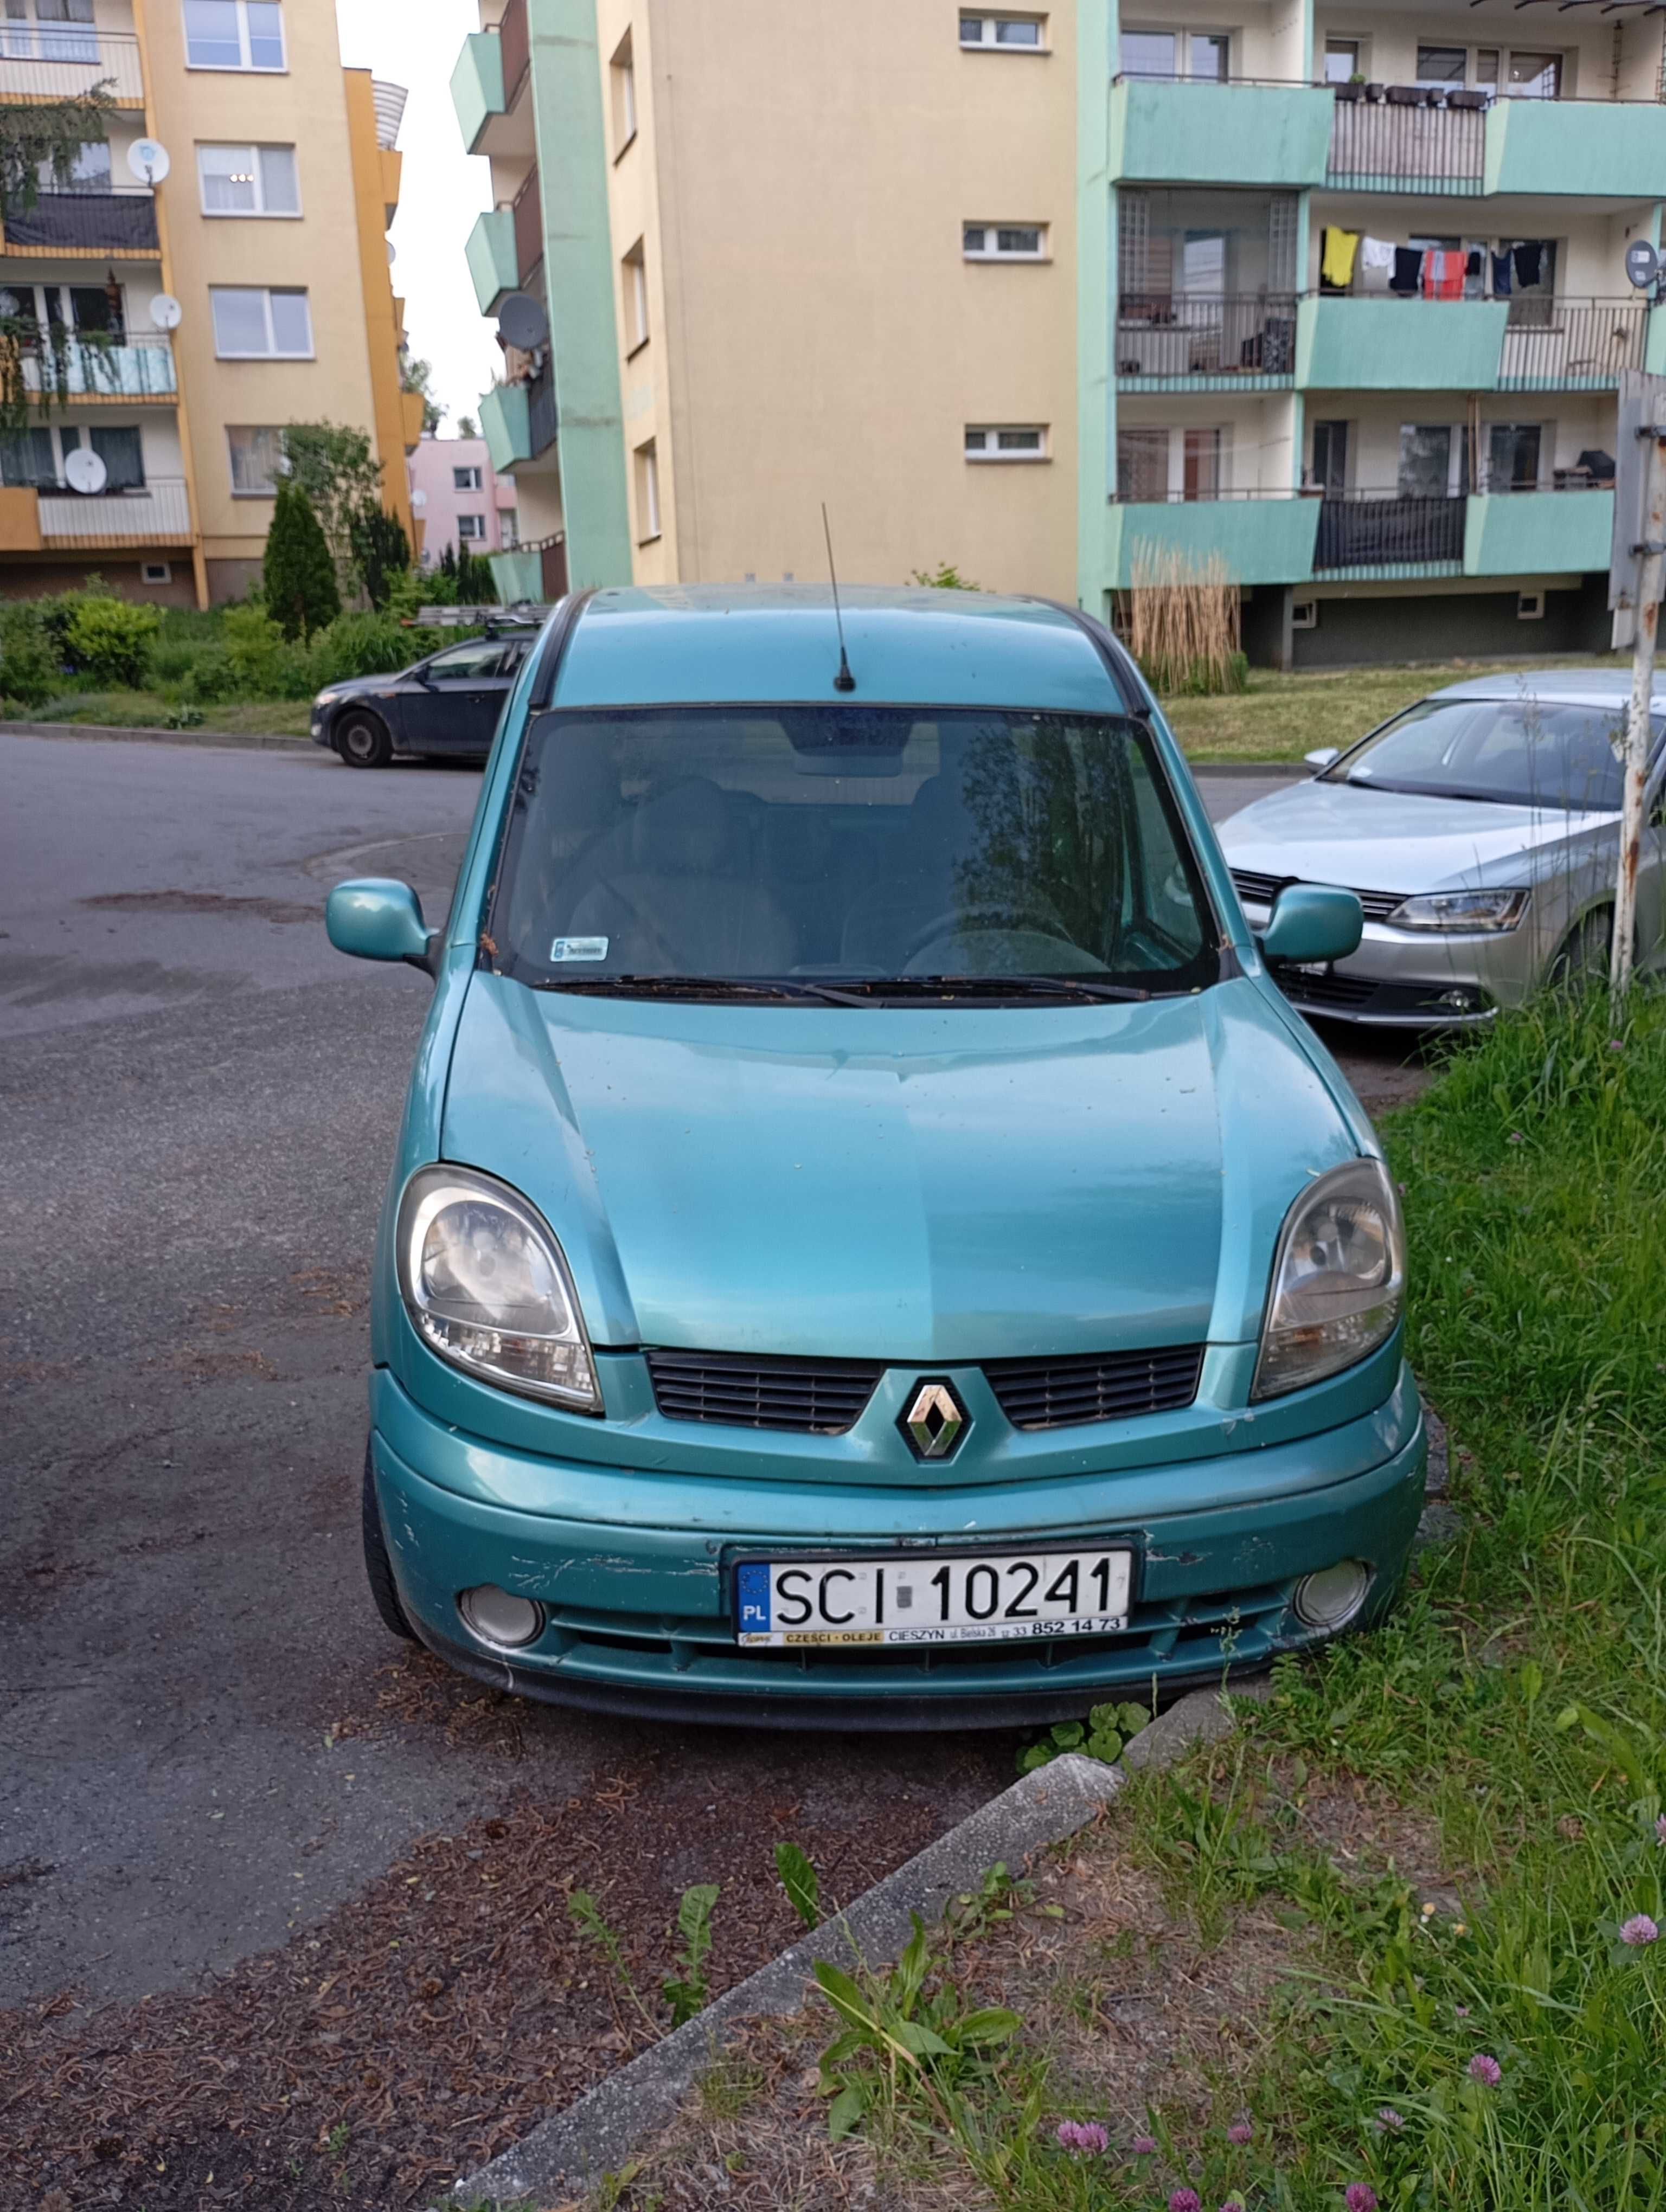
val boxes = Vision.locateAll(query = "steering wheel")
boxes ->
[898,903,1079,967]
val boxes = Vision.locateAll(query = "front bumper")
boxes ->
[369,1362,1426,1729]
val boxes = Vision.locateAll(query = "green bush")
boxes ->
[179,646,240,704]
[222,603,312,698]
[306,612,413,688]
[263,479,341,639]
[63,596,161,689]
[0,600,61,707]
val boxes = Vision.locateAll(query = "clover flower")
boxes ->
[1055,2120,1109,2153]
[1620,1914,1659,1947]
[1227,2119,1254,2145]
[1655,1813,1666,1846]
[1132,2135,1158,2155]
[1169,2192,1203,2212]
[1468,2054,1502,2086]
[1375,2107,1405,2133]
[1346,2188,1380,2212]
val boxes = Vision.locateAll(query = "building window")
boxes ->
[1122,28,1229,81]
[1116,427,1168,501]
[1324,38,1362,85]
[142,561,173,584]
[227,424,283,494]
[963,223,1047,261]
[198,143,299,215]
[1415,42,1562,98]
[499,507,518,549]
[457,513,486,542]
[38,139,111,193]
[959,14,1046,52]
[622,239,649,352]
[3,0,97,62]
[1116,425,1226,500]
[211,286,312,358]
[184,0,284,70]
[634,436,660,542]
[1487,422,1543,492]
[965,425,1049,462]
[1311,420,1350,493]
[453,465,483,491]
[611,28,637,153]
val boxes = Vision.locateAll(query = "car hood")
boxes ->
[316,669,416,706]
[1218,779,1595,896]
[438,972,1361,1362]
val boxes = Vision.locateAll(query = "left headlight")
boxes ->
[1386,888,1527,933]
[396,1165,602,1411]
[1253,1158,1405,1401]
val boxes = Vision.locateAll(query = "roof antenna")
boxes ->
[822,502,857,692]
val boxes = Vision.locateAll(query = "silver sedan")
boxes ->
[1215,672,1666,1027]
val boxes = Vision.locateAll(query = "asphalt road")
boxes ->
[0,733,1423,2017]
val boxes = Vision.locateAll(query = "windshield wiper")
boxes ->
[902,973,1152,1003]
[535,973,875,1007]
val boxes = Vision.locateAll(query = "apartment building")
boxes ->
[451,0,1666,666]
[0,0,421,607]
[407,430,519,567]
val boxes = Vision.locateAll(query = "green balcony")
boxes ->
[490,549,544,602]
[451,31,505,156]
[479,380,532,473]
[1110,79,1333,188]
[1107,496,1321,589]
[1485,99,1666,201]
[1463,490,1614,577]
[465,207,518,316]
[1297,297,1508,391]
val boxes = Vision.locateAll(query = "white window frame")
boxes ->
[635,436,660,542]
[182,0,286,73]
[452,465,483,491]
[1121,25,1231,81]
[611,29,637,156]
[456,512,487,542]
[210,286,313,360]
[623,240,649,353]
[196,142,300,217]
[226,423,283,496]
[965,424,1049,462]
[959,14,1047,53]
[963,222,1049,262]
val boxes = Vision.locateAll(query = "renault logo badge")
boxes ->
[901,1380,968,1462]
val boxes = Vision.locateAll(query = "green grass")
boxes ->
[777,993,1666,2211]
[1163,655,1623,763]
[23,690,312,737]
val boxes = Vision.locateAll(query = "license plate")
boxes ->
[734,1548,1133,1648]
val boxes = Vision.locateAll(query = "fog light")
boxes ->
[1292,1560,1371,1631]
[458,1584,544,1650]
[1431,987,1485,1013]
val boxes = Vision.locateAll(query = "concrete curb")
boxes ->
[446,1681,1272,2209]
[3,718,313,752]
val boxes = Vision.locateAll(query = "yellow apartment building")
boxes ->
[0,0,421,607]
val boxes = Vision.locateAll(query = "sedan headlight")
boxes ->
[1386,889,1528,933]
[1253,1159,1405,1400]
[396,1165,601,1411]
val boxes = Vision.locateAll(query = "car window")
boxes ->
[491,705,1219,998]
[1330,697,1661,812]
[425,640,509,680]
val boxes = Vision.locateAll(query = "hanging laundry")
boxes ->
[1391,246,1424,295]
[1421,249,1465,300]
[1491,250,1512,297]
[1360,236,1395,293]
[1321,227,1360,288]
[1513,240,1543,290]
[1465,249,1483,280]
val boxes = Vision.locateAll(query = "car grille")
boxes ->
[1230,867,1406,925]
[1281,968,1383,1011]
[645,1350,885,1434]
[983,1345,1204,1430]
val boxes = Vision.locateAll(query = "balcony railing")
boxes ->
[2,190,158,254]
[1498,298,1648,388]
[497,0,528,104]
[19,333,177,401]
[0,25,144,103]
[511,164,541,287]
[1315,492,1467,571]
[527,358,557,457]
[1327,91,1486,190]
[1117,295,1297,381]
[36,475,191,548]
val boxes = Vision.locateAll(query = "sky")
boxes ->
[334,0,501,434]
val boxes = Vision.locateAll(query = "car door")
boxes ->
[395,639,515,757]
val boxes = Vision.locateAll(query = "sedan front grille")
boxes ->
[983,1345,1204,1431]
[1231,867,1406,925]
[645,1350,884,1435]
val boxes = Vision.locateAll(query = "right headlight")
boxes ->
[1386,888,1528,933]
[395,1165,602,1411]
[1253,1158,1405,1400]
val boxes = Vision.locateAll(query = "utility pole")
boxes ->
[1615,418,1666,993]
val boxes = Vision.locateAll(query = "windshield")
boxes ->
[1327,696,1650,812]
[490,705,1220,1000]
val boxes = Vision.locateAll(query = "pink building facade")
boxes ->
[406,434,519,567]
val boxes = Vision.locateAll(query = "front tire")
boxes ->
[336,711,394,769]
[1550,908,1613,992]
[362,1442,416,1641]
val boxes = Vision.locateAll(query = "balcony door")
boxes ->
[1122,28,1229,81]
[1312,420,1350,494]
[3,0,97,61]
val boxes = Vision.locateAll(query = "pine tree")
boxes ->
[348,498,411,609]
[264,480,341,639]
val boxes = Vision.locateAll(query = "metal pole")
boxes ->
[1613,422,1666,994]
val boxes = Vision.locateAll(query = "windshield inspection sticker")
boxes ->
[549,936,610,963]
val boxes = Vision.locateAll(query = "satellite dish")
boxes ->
[1625,240,1659,293]
[65,447,108,496]
[129,138,170,186]
[149,293,183,332]
[497,292,549,352]
[411,489,428,509]
[387,239,396,263]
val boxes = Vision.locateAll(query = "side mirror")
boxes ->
[326,878,438,975]
[1259,883,1363,967]
[1304,746,1341,771]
